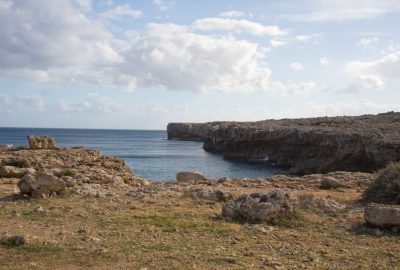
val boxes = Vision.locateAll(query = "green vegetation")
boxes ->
[63,169,76,177]
[363,162,400,204]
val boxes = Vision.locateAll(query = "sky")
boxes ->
[0,0,399,129]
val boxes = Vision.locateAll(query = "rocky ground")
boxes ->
[1,141,400,269]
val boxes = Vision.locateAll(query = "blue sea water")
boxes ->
[0,128,280,181]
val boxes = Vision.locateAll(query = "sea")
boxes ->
[0,128,280,181]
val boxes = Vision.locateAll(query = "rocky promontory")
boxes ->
[167,112,400,174]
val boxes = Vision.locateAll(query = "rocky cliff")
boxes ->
[167,112,400,174]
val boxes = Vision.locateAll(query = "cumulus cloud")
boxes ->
[290,62,303,72]
[218,10,246,18]
[345,51,400,80]
[284,0,400,22]
[192,18,287,36]
[0,0,120,73]
[0,0,313,95]
[119,23,272,92]
[100,4,142,21]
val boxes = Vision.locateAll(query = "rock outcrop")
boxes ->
[0,166,35,178]
[222,189,294,222]
[364,203,400,228]
[168,112,400,174]
[28,135,58,150]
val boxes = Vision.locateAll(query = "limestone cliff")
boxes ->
[167,112,400,174]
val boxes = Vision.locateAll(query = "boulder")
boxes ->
[176,171,208,182]
[184,187,233,201]
[18,172,66,198]
[0,166,35,178]
[364,203,400,228]
[222,189,294,222]
[297,194,345,216]
[27,135,57,150]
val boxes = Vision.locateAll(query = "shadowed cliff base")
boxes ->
[167,112,400,175]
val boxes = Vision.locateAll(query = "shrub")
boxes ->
[363,162,400,204]
[64,169,76,177]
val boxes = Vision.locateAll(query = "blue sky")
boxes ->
[0,0,399,129]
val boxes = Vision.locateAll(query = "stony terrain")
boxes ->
[167,112,400,175]
[1,137,400,269]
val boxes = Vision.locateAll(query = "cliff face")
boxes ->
[167,112,400,174]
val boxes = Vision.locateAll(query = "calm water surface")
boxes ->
[0,128,280,181]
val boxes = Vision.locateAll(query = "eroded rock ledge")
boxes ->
[167,112,400,174]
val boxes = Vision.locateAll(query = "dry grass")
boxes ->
[0,182,400,270]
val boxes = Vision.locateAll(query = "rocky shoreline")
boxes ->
[1,135,400,269]
[167,112,400,175]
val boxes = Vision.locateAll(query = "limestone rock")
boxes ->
[364,203,400,228]
[184,187,233,201]
[297,194,345,216]
[176,172,208,182]
[61,176,76,187]
[222,189,294,222]
[18,172,66,198]
[0,144,13,150]
[0,166,35,178]
[27,135,58,150]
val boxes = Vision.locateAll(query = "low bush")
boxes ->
[363,162,400,204]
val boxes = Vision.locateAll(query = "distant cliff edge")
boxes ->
[167,112,400,175]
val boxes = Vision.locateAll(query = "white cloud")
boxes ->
[270,39,287,47]
[0,1,312,95]
[0,94,45,113]
[284,0,400,22]
[295,33,321,42]
[0,0,120,73]
[218,10,246,18]
[153,0,175,11]
[120,23,272,92]
[357,37,379,48]
[57,95,122,114]
[290,62,303,72]
[193,18,287,37]
[320,57,329,66]
[345,51,400,80]
[100,4,142,21]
